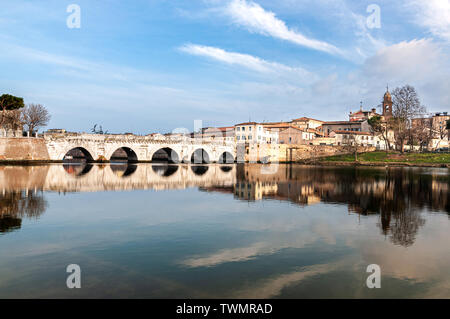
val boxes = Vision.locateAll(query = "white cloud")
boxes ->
[179,43,313,79]
[363,39,445,82]
[409,0,450,41]
[224,0,341,55]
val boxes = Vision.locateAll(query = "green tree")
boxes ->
[0,94,25,127]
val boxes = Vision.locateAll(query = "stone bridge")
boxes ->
[43,133,236,163]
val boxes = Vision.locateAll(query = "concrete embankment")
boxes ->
[0,138,50,162]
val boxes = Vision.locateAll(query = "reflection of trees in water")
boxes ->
[232,166,450,247]
[317,168,431,247]
[388,208,425,247]
[0,190,47,234]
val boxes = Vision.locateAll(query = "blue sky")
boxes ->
[1,0,449,134]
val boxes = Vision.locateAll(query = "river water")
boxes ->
[0,163,449,298]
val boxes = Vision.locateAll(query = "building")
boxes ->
[291,117,324,130]
[412,112,450,150]
[311,137,336,146]
[201,126,235,142]
[322,120,370,136]
[349,107,379,122]
[45,129,67,134]
[330,131,386,149]
[235,122,278,144]
[382,89,393,119]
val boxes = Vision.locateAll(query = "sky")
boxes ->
[0,0,449,134]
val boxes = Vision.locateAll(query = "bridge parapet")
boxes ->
[44,133,235,146]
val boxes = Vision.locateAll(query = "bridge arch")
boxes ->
[191,148,210,164]
[151,148,180,163]
[191,165,209,176]
[110,147,138,163]
[218,151,235,164]
[220,165,233,173]
[63,147,95,162]
[63,163,93,176]
[152,164,179,177]
[110,164,138,177]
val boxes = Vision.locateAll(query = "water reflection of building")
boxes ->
[1,163,449,246]
[234,182,278,201]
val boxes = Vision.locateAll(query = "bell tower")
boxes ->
[382,86,393,118]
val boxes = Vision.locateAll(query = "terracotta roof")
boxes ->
[307,128,324,135]
[291,117,324,123]
[235,122,257,126]
[261,122,289,126]
[324,121,364,125]
[264,123,291,129]
[217,126,235,131]
[332,130,372,136]
[351,110,380,116]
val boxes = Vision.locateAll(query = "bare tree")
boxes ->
[4,109,23,131]
[391,85,426,153]
[433,118,448,150]
[22,104,51,135]
[368,115,392,152]
[411,118,433,151]
[342,133,359,161]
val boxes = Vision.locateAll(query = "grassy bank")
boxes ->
[323,151,450,165]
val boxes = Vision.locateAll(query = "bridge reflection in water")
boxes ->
[1,164,450,247]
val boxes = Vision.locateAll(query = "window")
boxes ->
[249,127,252,131]
[237,136,240,140]
[248,135,252,140]
[237,127,241,131]
[242,127,245,131]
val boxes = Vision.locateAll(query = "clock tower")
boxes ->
[382,86,393,118]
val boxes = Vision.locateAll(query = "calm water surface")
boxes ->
[0,163,449,298]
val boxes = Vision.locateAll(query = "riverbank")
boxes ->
[318,151,450,168]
